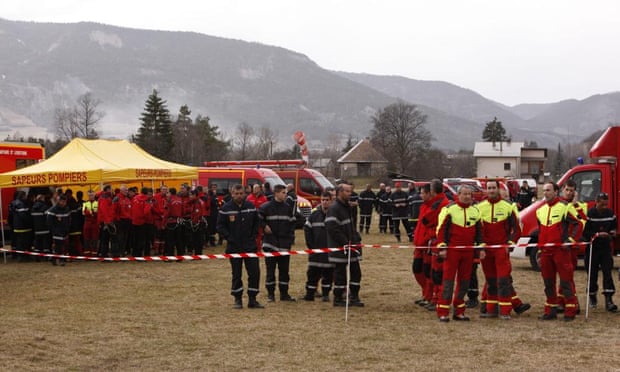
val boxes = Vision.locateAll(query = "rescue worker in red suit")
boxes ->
[478,180,530,319]
[152,186,169,255]
[557,179,587,312]
[131,187,153,257]
[165,187,184,256]
[536,182,582,321]
[418,179,450,311]
[412,183,432,305]
[97,185,120,258]
[436,185,485,322]
[115,185,133,256]
[247,184,268,250]
[186,189,206,255]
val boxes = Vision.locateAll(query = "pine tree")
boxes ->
[135,90,173,159]
[482,117,510,145]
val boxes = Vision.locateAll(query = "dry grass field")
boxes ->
[2,225,620,371]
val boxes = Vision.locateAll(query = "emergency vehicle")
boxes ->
[517,126,620,270]
[197,166,312,226]
[204,160,333,208]
[0,142,46,238]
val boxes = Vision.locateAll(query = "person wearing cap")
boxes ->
[390,182,412,243]
[583,192,618,312]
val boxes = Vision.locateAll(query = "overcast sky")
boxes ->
[4,0,620,105]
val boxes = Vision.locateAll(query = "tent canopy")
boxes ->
[0,138,197,187]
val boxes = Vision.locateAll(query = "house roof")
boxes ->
[473,141,524,158]
[337,139,388,163]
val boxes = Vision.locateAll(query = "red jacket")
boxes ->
[152,192,168,229]
[98,191,118,224]
[478,197,520,245]
[247,193,268,210]
[131,193,152,226]
[167,194,183,220]
[187,198,205,224]
[536,197,582,248]
[436,200,483,248]
[116,192,132,220]
[413,194,449,247]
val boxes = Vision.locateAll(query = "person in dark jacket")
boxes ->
[46,194,71,266]
[583,192,618,312]
[8,190,33,259]
[31,194,51,255]
[358,184,376,234]
[217,184,263,309]
[260,184,297,302]
[378,186,393,234]
[390,182,411,242]
[326,182,364,307]
[65,189,84,256]
[303,191,335,301]
[516,181,535,210]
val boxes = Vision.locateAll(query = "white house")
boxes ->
[473,141,547,180]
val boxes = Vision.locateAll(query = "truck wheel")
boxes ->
[529,248,541,272]
[527,232,541,271]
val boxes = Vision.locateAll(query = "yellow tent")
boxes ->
[0,138,197,187]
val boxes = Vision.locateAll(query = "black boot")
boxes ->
[267,289,275,302]
[233,296,243,309]
[539,307,558,320]
[589,294,598,308]
[248,296,264,309]
[303,289,315,301]
[605,295,618,312]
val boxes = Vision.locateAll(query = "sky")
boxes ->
[4,0,620,106]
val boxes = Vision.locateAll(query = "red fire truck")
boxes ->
[204,160,334,208]
[517,126,620,270]
[0,142,46,239]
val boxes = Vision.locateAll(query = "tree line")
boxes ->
[4,91,598,179]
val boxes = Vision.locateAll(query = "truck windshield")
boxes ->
[313,174,334,189]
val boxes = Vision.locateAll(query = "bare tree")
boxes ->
[370,101,432,176]
[55,92,103,141]
[234,122,256,160]
[255,126,278,159]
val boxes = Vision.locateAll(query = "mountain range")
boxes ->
[1,18,619,151]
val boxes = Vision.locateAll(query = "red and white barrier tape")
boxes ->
[358,241,588,249]
[0,247,347,262]
[0,241,587,262]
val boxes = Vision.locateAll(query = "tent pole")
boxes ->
[0,189,5,263]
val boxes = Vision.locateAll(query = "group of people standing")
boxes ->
[411,178,617,322]
[7,183,222,264]
[217,182,364,309]
[358,182,423,243]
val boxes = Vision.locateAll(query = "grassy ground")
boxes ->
[2,223,620,371]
